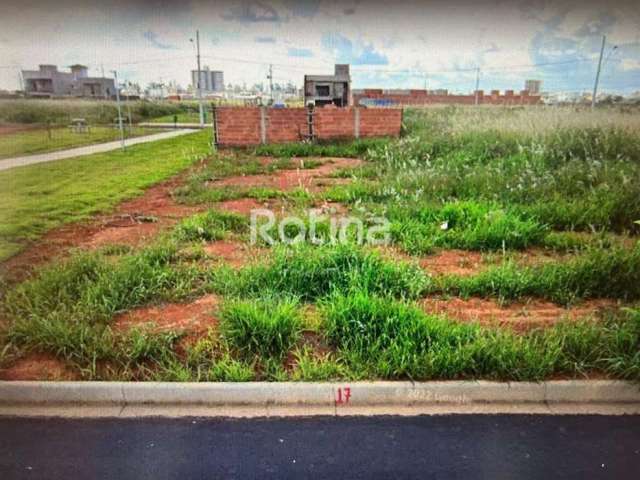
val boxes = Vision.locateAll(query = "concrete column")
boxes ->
[260,107,267,144]
[354,108,360,139]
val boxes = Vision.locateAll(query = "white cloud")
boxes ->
[0,0,638,93]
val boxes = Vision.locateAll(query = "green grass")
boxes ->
[212,244,430,301]
[3,242,206,322]
[0,126,155,159]
[0,130,210,260]
[173,209,248,242]
[219,297,303,360]
[387,200,547,254]
[148,112,202,124]
[437,243,640,304]
[321,290,640,381]
[253,138,390,158]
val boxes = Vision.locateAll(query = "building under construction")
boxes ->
[304,64,351,107]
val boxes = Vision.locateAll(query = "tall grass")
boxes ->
[438,243,640,304]
[212,244,430,300]
[357,106,640,233]
[322,290,640,381]
[219,297,303,359]
[0,99,192,125]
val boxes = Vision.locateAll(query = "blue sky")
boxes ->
[1,0,639,93]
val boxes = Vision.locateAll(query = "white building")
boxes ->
[191,66,224,94]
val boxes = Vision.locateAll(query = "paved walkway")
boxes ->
[0,129,197,172]
[1,415,638,479]
[138,122,210,129]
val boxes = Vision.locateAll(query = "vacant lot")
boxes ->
[0,125,157,159]
[0,106,638,382]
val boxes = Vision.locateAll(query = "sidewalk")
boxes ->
[138,122,210,129]
[0,129,198,172]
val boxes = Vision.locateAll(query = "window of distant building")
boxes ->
[315,85,330,96]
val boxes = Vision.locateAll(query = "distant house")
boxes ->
[21,64,116,98]
[304,64,351,107]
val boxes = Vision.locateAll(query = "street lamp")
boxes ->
[111,70,125,150]
[190,31,205,127]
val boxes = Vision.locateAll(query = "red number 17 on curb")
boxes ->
[335,387,351,404]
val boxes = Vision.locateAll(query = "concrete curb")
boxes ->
[1,381,639,417]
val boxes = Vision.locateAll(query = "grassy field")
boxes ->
[0,126,156,159]
[148,112,203,124]
[0,99,194,125]
[1,106,639,382]
[0,130,210,260]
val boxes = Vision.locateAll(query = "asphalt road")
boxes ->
[1,415,639,479]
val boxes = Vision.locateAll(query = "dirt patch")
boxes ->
[0,352,79,381]
[204,240,266,268]
[216,198,269,215]
[421,297,616,332]
[420,250,485,276]
[113,294,219,335]
[511,248,571,267]
[0,123,43,136]
[213,157,363,192]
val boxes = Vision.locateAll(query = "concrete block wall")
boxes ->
[352,89,542,106]
[215,107,402,146]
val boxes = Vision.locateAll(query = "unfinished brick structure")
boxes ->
[214,106,402,146]
[353,89,542,106]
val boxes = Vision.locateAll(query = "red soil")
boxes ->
[0,353,79,381]
[113,294,219,335]
[421,297,616,332]
[213,157,362,192]
[216,198,268,215]
[420,250,485,276]
[204,240,265,268]
[0,124,42,136]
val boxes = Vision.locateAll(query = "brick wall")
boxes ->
[214,107,261,147]
[214,106,402,146]
[353,89,541,106]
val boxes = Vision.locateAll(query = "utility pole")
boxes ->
[101,64,107,99]
[474,67,481,106]
[423,72,427,91]
[267,64,273,103]
[125,82,133,130]
[591,35,606,109]
[112,70,125,150]
[191,30,205,127]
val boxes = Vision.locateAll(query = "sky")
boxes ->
[1,0,639,94]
